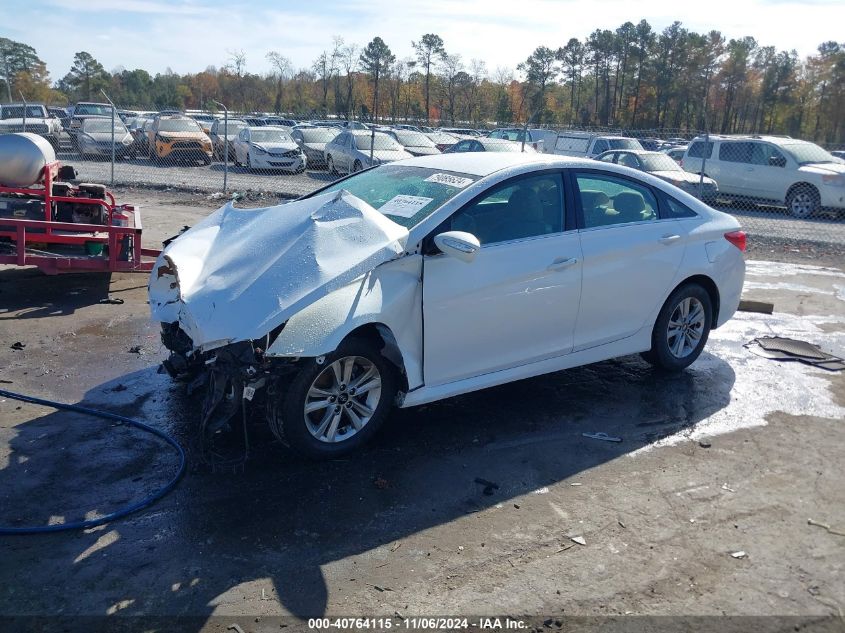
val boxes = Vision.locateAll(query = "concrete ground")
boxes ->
[1,192,844,632]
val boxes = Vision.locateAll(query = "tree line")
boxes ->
[1,22,843,144]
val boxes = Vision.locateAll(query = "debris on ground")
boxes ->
[128,346,143,354]
[745,337,845,371]
[10,342,25,350]
[473,477,499,495]
[699,439,712,448]
[582,432,622,443]
[373,476,390,490]
[98,297,125,305]
[738,299,774,314]
[731,551,747,559]
[807,519,845,537]
[570,536,587,546]
[721,483,736,492]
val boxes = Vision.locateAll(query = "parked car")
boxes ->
[68,102,114,135]
[440,127,483,137]
[385,129,441,157]
[130,118,155,158]
[424,131,460,152]
[47,106,68,121]
[150,152,746,458]
[76,117,135,159]
[638,138,662,151]
[232,126,305,173]
[553,133,643,158]
[242,116,266,127]
[664,146,688,164]
[189,113,215,134]
[263,117,298,127]
[0,103,62,151]
[209,118,247,161]
[596,149,718,202]
[487,128,557,153]
[290,126,340,168]
[394,124,422,132]
[324,130,413,174]
[681,135,845,218]
[444,138,536,153]
[146,115,213,165]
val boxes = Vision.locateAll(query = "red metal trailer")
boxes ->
[0,160,160,274]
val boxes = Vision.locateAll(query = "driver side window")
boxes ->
[448,174,564,245]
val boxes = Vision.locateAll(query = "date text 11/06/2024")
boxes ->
[308,617,529,629]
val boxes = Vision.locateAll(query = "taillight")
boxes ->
[725,230,746,252]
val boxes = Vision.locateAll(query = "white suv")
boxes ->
[681,135,845,218]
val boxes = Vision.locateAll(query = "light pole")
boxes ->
[100,89,117,186]
[19,91,27,134]
[213,100,228,193]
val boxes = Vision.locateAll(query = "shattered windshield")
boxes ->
[318,165,479,227]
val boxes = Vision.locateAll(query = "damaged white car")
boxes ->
[149,153,746,458]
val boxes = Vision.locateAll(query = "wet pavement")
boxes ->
[1,195,844,632]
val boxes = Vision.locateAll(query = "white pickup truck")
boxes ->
[0,103,62,151]
[553,133,643,158]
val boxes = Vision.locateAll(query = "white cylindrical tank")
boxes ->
[0,133,57,187]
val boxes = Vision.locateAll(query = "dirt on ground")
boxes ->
[1,191,844,633]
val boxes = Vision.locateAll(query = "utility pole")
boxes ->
[213,100,228,193]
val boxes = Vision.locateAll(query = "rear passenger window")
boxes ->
[664,197,698,219]
[719,142,753,163]
[576,174,658,228]
[688,141,713,159]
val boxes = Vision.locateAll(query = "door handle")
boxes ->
[659,234,681,244]
[547,257,578,271]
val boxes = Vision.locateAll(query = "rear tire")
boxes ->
[641,283,712,372]
[277,337,398,459]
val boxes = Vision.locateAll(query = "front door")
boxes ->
[423,172,583,386]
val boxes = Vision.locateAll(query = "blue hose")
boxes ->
[0,388,186,535]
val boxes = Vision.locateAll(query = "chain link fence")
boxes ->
[44,106,845,250]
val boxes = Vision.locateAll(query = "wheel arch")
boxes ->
[668,274,721,329]
[341,322,409,394]
[786,181,819,202]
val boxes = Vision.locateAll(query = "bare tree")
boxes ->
[266,51,292,114]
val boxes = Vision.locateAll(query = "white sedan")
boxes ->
[149,153,746,458]
[232,125,305,173]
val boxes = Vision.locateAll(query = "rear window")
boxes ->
[688,141,713,159]
[606,138,643,150]
[318,165,479,228]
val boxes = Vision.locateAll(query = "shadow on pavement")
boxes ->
[0,347,736,626]
[0,269,116,319]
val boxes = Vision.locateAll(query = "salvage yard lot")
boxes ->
[1,191,844,630]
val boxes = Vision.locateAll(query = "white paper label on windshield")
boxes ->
[379,195,434,218]
[424,173,474,188]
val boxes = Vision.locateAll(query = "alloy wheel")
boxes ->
[303,356,382,443]
[666,297,705,358]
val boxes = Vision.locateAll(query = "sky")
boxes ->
[3,0,844,82]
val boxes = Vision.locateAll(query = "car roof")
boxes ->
[599,149,663,156]
[400,152,597,177]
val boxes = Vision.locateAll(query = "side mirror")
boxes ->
[433,231,481,263]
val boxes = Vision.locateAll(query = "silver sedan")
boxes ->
[324,130,413,174]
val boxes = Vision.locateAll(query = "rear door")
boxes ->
[717,141,754,198]
[572,170,687,350]
[746,142,790,202]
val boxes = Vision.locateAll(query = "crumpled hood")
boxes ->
[148,190,409,350]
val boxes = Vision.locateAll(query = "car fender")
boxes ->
[266,255,424,389]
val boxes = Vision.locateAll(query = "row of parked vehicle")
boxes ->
[2,101,843,216]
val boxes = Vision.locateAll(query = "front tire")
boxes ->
[277,338,398,459]
[641,284,712,371]
[787,185,820,218]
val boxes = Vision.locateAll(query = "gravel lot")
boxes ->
[1,191,844,633]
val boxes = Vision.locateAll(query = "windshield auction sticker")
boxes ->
[424,173,474,188]
[379,195,434,218]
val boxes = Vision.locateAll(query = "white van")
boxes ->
[682,135,845,218]
[553,133,643,158]
[487,128,558,153]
